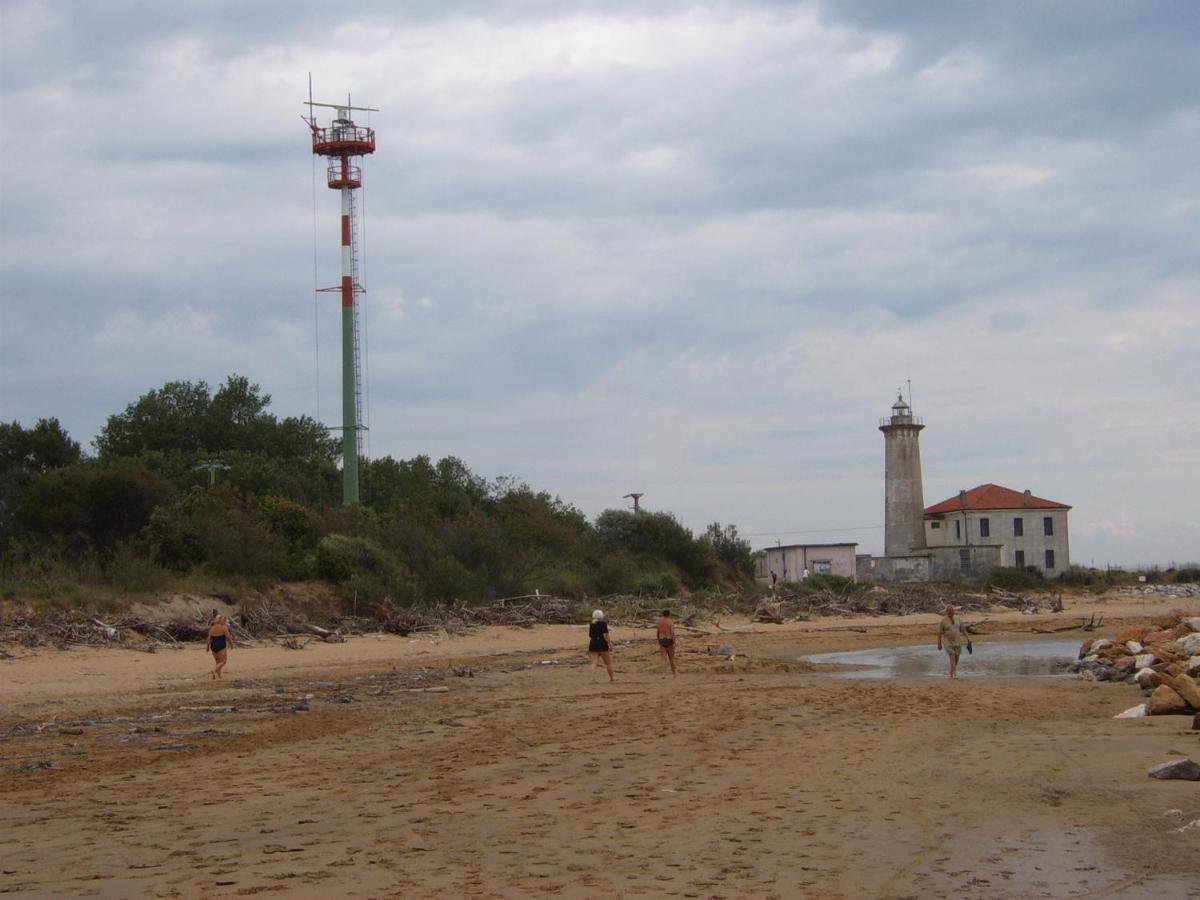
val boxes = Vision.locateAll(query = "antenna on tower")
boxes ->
[907,378,913,409]
[305,82,378,505]
[623,492,644,513]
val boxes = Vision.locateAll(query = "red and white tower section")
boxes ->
[306,98,376,504]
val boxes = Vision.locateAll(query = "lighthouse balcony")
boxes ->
[327,163,362,189]
[879,415,923,427]
[312,125,375,156]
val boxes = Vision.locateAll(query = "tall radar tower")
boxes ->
[305,91,377,504]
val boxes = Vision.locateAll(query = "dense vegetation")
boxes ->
[1,376,756,609]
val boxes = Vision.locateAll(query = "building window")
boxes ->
[814,560,832,574]
[959,549,971,571]
[1043,516,1053,536]
[955,520,961,539]
[931,521,941,529]
[1015,550,1025,568]
[980,517,990,538]
[1013,517,1023,537]
[1045,549,1055,570]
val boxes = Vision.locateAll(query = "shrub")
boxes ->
[1057,565,1097,586]
[989,566,1044,591]
[632,569,681,597]
[315,534,419,606]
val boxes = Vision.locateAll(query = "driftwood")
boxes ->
[1031,612,1102,634]
[963,619,996,635]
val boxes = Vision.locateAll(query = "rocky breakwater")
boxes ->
[1069,614,1200,719]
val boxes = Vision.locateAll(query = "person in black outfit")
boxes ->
[205,614,233,679]
[588,609,615,683]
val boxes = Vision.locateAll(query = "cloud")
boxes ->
[2,1,1198,567]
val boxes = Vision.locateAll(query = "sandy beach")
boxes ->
[2,594,1198,898]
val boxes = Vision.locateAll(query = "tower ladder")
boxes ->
[348,188,365,440]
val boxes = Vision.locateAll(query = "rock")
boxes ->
[1089,638,1113,654]
[1194,713,1200,731]
[1148,759,1200,780]
[1155,643,1187,664]
[1114,704,1148,718]
[1135,667,1160,688]
[1078,639,1094,658]
[1125,640,1144,655]
[1117,625,1147,643]
[1114,655,1136,673]
[1167,673,1200,710]
[1144,629,1178,644]
[1133,653,1157,670]
[1188,656,1200,676]
[1148,684,1191,715]
[1151,615,1181,630]
[1162,662,1187,678]
[1177,633,1200,655]
[1183,617,1200,633]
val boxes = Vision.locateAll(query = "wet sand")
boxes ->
[2,595,1198,898]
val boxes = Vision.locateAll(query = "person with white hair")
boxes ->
[588,609,615,683]
[936,604,970,678]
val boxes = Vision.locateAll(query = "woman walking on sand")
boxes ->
[588,609,615,683]
[656,609,677,677]
[206,614,233,679]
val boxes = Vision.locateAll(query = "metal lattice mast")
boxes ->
[305,91,377,505]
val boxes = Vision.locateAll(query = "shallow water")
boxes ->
[802,638,1081,680]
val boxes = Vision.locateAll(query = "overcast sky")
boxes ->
[2,1,1198,567]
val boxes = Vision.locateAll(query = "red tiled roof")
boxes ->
[924,483,1070,515]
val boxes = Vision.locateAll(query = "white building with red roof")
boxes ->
[923,483,1071,575]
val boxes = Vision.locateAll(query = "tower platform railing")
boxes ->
[327,163,362,189]
[880,415,924,428]
[312,125,375,156]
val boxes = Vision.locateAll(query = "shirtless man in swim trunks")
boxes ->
[206,615,233,679]
[656,609,677,677]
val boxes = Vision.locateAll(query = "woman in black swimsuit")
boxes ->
[588,609,615,683]
[205,615,233,679]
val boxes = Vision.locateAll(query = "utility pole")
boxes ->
[623,492,644,513]
[195,460,230,488]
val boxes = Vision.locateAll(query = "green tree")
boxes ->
[94,379,212,457]
[16,460,172,548]
[701,522,755,579]
[0,418,84,473]
[1,418,86,545]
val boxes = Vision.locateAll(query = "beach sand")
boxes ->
[2,593,1198,898]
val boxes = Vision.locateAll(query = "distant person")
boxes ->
[206,614,233,680]
[801,567,810,580]
[656,609,677,677]
[588,609,614,683]
[937,604,970,678]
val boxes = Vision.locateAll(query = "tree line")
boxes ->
[1,375,755,607]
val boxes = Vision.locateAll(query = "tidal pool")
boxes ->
[802,638,1081,680]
